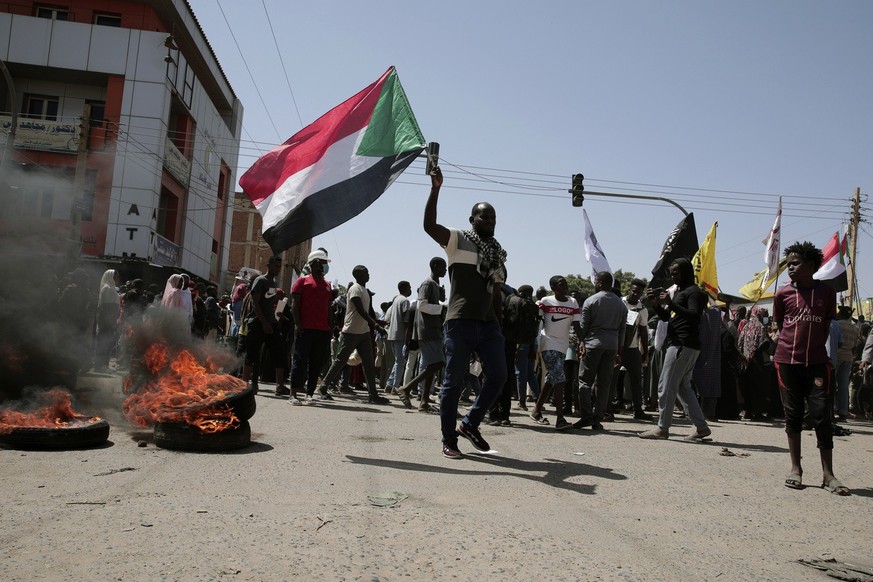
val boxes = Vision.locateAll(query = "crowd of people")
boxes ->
[65,168,871,495]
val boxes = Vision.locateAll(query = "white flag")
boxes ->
[761,196,782,290]
[583,209,612,282]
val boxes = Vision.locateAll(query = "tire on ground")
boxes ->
[183,385,256,422]
[153,420,251,452]
[0,419,110,450]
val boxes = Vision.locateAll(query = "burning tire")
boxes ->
[153,420,251,452]
[0,419,110,450]
[194,385,256,422]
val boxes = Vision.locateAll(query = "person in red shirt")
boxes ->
[289,250,333,404]
[773,241,849,495]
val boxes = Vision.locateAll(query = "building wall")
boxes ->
[0,0,242,285]
[227,190,310,293]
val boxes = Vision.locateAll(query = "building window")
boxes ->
[94,13,121,27]
[157,188,179,242]
[24,95,59,120]
[35,6,69,21]
[87,101,105,127]
[166,49,195,110]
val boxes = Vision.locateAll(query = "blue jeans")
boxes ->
[387,339,407,389]
[515,343,540,402]
[440,319,507,442]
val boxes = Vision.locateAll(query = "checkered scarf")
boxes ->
[464,229,508,292]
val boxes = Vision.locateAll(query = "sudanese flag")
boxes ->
[241,67,426,254]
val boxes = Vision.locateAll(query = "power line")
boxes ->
[214,0,283,142]
[260,0,304,130]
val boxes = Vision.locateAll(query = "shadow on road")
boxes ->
[344,453,626,495]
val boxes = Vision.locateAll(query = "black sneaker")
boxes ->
[274,386,290,397]
[591,422,605,431]
[442,439,463,459]
[368,394,391,405]
[634,411,653,421]
[555,418,572,431]
[457,422,490,452]
[572,416,593,429]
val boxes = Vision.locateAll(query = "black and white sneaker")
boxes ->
[457,423,490,452]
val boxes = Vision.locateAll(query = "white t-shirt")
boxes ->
[343,283,371,334]
[537,295,581,353]
[623,296,649,349]
[386,294,409,341]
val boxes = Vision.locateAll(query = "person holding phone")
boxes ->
[424,166,508,459]
[639,258,712,441]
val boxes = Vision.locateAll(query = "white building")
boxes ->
[0,0,243,285]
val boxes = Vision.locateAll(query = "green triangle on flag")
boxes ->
[357,69,426,157]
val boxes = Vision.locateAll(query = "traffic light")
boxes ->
[570,173,584,207]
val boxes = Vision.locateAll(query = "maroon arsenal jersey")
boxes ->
[772,282,836,365]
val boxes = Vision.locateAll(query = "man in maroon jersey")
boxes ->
[773,241,849,495]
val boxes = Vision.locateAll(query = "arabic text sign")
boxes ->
[0,116,79,153]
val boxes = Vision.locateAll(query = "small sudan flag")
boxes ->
[240,67,426,254]
[813,231,848,291]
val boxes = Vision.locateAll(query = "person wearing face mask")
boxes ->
[737,306,772,420]
[288,249,333,404]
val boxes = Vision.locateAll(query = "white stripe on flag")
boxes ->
[583,209,612,282]
[761,196,781,290]
[258,128,381,230]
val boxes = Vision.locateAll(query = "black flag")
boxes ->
[650,213,699,289]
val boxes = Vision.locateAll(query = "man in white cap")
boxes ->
[288,249,333,404]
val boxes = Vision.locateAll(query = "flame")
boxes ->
[123,342,246,432]
[0,388,102,435]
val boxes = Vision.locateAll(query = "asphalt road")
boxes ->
[2,372,872,581]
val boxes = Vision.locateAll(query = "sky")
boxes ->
[187,0,872,310]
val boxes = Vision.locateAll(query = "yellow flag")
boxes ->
[739,257,788,301]
[692,221,718,297]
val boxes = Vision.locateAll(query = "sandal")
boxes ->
[822,477,850,496]
[784,472,803,489]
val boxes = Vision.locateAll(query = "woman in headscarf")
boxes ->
[94,269,120,372]
[737,306,771,420]
[161,274,185,310]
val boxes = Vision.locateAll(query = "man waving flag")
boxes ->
[241,67,426,254]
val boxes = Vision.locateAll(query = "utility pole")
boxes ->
[68,103,90,267]
[846,187,861,315]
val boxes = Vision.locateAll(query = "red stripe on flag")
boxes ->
[240,67,394,206]
[820,232,839,262]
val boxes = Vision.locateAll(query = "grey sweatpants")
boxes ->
[657,345,709,432]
